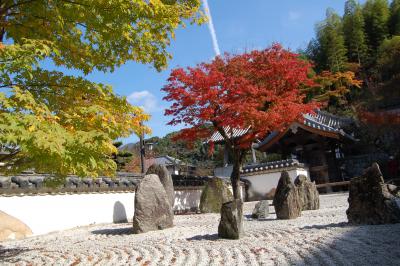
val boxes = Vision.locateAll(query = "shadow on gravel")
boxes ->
[0,245,32,264]
[186,233,219,241]
[299,222,348,230]
[244,214,276,221]
[91,227,133,235]
[294,222,400,265]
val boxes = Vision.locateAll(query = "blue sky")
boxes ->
[47,0,366,144]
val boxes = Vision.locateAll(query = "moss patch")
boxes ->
[200,177,233,213]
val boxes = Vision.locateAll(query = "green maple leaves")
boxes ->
[0,0,203,176]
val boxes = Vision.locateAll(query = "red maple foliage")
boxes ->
[163,44,318,198]
[359,110,400,125]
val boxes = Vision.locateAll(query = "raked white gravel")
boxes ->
[1,193,400,266]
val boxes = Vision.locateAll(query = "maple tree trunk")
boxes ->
[230,149,244,200]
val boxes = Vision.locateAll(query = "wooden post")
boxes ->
[139,123,145,174]
[223,144,229,167]
[251,144,257,164]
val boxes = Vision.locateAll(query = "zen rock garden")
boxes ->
[347,163,400,224]
[1,162,399,264]
[2,163,400,265]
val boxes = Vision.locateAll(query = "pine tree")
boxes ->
[363,0,390,53]
[389,0,400,35]
[305,38,324,72]
[316,9,348,72]
[343,0,368,64]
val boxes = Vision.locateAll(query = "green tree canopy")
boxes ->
[377,35,400,80]
[316,9,348,72]
[343,0,368,64]
[0,0,203,176]
[363,0,390,53]
[389,0,400,35]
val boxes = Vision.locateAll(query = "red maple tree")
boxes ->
[163,44,318,199]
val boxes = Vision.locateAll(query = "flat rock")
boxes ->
[294,174,320,210]
[218,199,244,239]
[347,163,400,225]
[146,164,174,207]
[200,177,233,213]
[133,174,173,233]
[273,171,301,219]
[0,211,33,241]
[252,200,269,219]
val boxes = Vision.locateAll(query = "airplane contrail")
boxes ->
[202,0,221,56]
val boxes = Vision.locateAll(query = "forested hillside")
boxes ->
[118,132,224,175]
[304,0,400,114]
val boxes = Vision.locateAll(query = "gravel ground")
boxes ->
[1,193,400,266]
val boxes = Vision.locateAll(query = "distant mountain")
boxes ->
[119,142,139,154]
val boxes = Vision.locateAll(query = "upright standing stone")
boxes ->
[252,200,270,219]
[273,171,301,219]
[347,163,400,224]
[294,174,320,210]
[0,211,33,241]
[218,199,244,239]
[133,174,173,233]
[200,177,233,213]
[146,164,175,207]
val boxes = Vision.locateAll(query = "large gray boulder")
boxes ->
[294,174,320,210]
[146,164,174,207]
[0,211,32,241]
[347,163,400,225]
[200,177,233,213]
[133,174,173,233]
[273,171,301,219]
[252,200,270,219]
[218,199,244,239]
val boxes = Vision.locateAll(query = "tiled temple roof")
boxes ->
[240,159,304,174]
[255,110,355,151]
[209,110,354,144]
[302,110,353,136]
[209,126,250,143]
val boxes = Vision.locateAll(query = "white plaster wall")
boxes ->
[242,168,309,200]
[174,185,244,212]
[0,192,135,236]
[174,189,202,212]
[0,186,246,236]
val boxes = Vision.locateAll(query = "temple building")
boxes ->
[213,110,356,201]
[255,110,355,184]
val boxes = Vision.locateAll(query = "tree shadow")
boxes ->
[0,245,32,263]
[292,222,400,265]
[299,222,349,230]
[186,233,220,241]
[91,226,133,236]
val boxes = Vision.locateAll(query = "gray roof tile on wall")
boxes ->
[240,159,304,174]
[0,172,144,196]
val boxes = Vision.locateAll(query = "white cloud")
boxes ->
[127,90,158,112]
[288,11,301,21]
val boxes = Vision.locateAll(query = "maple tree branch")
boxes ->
[3,0,39,13]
